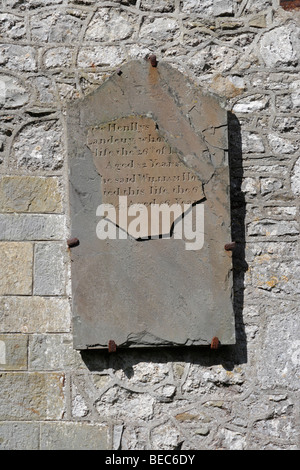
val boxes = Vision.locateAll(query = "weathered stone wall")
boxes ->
[0,0,299,450]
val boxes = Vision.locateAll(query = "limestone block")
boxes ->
[291,157,300,195]
[256,304,300,389]
[0,334,28,370]
[181,0,213,14]
[151,422,181,450]
[0,13,26,40]
[273,116,300,134]
[12,120,64,171]
[32,75,55,104]
[247,220,299,237]
[248,14,267,28]
[0,242,33,295]
[67,60,235,350]
[0,44,37,72]
[260,178,284,195]
[95,387,155,421]
[260,25,300,68]
[140,0,175,12]
[188,45,239,73]
[0,423,39,450]
[30,12,82,43]
[232,94,269,113]
[245,0,272,13]
[40,422,108,450]
[241,131,265,153]
[33,242,66,295]
[241,177,260,195]
[211,75,245,99]
[0,296,70,333]
[85,10,134,42]
[43,47,74,69]
[77,45,125,69]
[67,0,94,4]
[221,428,246,450]
[6,0,63,8]
[0,214,65,241]
[0,74,29,109]
[140,17,180,43]
[253,261,300,295]
[213,0,233,16]
[290,80,300,108]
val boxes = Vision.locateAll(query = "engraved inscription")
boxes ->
[87,116,204,237]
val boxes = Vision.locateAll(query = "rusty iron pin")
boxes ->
[148,54,157,67]
[67,237,80,248]
[108,340,117,353]
[280,0,300,11]
[224,241,236,251]
[211,337,220,350]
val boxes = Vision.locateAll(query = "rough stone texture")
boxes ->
[0,423,39,450]
[0,176,62,213]
[12,120,64,171]
[0,0,299,451]
[0,214,66,241]
[291,156,300,195]
[40,422,108,450]
[86,115,205,237]
[85,9,135,42]
[29,334,82,370]
[0,242,33,295]
[0,74,28,108]
[33,242,66,295]
[0,44,37,72]
[0,372,65,420]
[0,296,70,333]
[260,25,300,67]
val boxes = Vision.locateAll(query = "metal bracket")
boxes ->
[211,337,220,349]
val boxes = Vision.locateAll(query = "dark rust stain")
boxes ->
[224,241,236,251]
[67,237,80,248]
[211,337,220,349]
[108,340,117,353]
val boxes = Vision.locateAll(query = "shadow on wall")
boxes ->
[80,112,247,373]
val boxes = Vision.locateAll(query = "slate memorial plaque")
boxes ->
[67,59,236,350]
